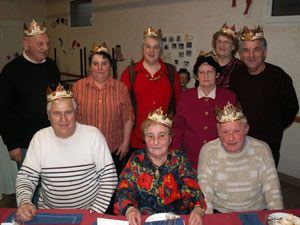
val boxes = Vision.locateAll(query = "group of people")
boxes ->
[0,19,298,225]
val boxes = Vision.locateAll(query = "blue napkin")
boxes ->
[238,212,264,225]
[5,211,83,224]
[144,218,184,225]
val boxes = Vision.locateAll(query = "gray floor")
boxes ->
[1,180,299,209]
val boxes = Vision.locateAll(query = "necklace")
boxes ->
[144,71,163,81]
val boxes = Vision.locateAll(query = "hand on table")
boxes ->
[188,207,205,225]
[17,202,36,221]
[9,147,22,164]
[125,206,141,225]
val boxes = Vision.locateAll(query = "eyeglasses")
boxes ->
[145,133,169,142]
[51,110,74,118]
[216,40,232,45]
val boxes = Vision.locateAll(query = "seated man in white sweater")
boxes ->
[197,102,283,214]
[16,84,118,221]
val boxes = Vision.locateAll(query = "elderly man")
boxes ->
[229,25,299,167]
[197,102,283,214]
[16,84,118,221]
[0,19,60,166]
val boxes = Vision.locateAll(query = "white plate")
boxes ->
[145,213,180,222]
[268,213,300,225]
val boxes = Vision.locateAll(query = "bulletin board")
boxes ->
[161,33,197,75]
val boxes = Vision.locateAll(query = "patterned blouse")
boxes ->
[114,148,206,215]
[215,56,244,88]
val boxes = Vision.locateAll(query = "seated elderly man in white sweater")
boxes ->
[16,84,118,221]
[197,102,283,214]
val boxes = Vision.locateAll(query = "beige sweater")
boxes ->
[197,136,283,213]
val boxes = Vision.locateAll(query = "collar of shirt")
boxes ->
[197,86,216,99]
[23,50,46,64]
[88,75,114,89]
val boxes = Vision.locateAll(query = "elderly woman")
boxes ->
[172,53,236,170]
[114,108,206,225]
[212,23,243,88]
[72,43,134,176]
[120,27,181,153]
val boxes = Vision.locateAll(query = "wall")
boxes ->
[0,0,47,21]
[0,0,47,71]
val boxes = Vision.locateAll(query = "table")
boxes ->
[1,208,300,225]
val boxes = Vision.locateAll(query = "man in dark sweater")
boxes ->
[0,19,60,167]
[229,25,299,167]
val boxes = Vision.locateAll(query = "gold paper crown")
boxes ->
[215,102,244,123]
[220,23,237,38]
[239,25,264,41]
[24,19,47,37]
[144,27,163,39]
[199,50,216,58]
[47,83,73,102]
[147,107,173,128]
[90,42,109,55]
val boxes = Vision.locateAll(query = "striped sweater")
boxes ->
[197,136,283,213]
[16,123,118,213]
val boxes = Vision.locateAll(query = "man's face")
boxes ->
[23,33,50,63]
[240,40,267,75]
[48,98,76,139]
[218,120,249,153]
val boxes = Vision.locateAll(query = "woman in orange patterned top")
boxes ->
[114,108,206,225]
[72,43,134,176]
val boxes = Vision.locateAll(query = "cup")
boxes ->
[165,212,176,225]
[12,214,24,225]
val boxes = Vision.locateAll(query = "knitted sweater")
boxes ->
[197,136,283,213]
[0,56,60,150]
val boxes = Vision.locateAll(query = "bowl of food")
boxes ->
[267,213,300,225]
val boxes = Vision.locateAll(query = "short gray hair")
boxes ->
[238,38,267,52]
[217,117,248,134]
[142,36,163,53]
[47,98,77,114]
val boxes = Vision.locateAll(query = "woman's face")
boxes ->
[215,35,234,58]
[143,37,161,64]
[197,63,217,90]
[90,54,111,86]
[145,123,171,161]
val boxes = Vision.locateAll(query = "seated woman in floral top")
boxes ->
[114,107,206,225]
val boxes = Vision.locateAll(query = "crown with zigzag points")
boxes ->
[220,23,237,38]
[239,25,264,41]
[47,83,73,102]
[24,19,47,37]
[215,102,244,123]
[90,42,109,55]
[147,107,173,128]
[144,27,163,39]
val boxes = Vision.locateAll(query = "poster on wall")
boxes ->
[161,33,197,87]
